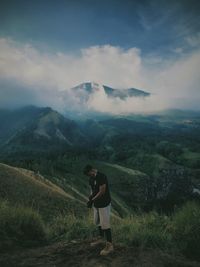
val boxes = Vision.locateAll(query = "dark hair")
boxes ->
[83,164,93,175]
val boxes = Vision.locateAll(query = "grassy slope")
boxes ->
[0,156,176,219]
[0,161,129,220]
[0,163,87,220]
[37,156,147,217]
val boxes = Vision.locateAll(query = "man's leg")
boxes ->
[104,228,112,243]
[90,207,104,247]
[93,207,104,237]
[99,204,114,255]
[98,225,104,238]
[93,206,100,227]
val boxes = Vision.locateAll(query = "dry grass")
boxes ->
[0,163,87,220]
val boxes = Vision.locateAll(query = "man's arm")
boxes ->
[92,184,106,201]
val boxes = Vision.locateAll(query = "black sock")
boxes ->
[98,226,104,238]
[105,228,112,243]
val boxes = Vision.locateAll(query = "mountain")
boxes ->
[103,84,150,99]
[68,81,150,101]
[60,82,151,119]
[0,106,86,155]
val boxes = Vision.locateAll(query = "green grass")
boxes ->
[0,200,47,249]
[1,197,200,262]
[172,201,200,260]
[47,201,200,261]
[112,201,200,260]
[112,212,172,250]
[49,212,96,241]
[1,161,200,261]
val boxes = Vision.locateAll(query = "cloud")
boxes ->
[0,38,142,90]
[87,87,167,114]
[185,33,200,48]
[0,37,200,113]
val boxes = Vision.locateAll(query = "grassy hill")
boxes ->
[0,163,87,220]
[0,161,133,219]
[0,106,86,155]
[42,157,151,215]
[0,159,200,263]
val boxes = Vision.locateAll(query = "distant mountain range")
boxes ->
[0,105,200,156]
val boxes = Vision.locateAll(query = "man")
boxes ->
[83,164,114,256]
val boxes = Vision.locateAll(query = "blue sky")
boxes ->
[0,0,200,112]
[0,0,199,55]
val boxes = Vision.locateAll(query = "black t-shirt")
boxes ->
[89,171,111,208]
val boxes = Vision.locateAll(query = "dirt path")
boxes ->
[0,240,200,267]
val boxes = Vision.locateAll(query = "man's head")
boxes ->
[83,164,97,177]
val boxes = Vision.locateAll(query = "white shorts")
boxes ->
[93,203,111,230]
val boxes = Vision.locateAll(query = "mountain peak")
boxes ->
[71,82,150,99]
[60,82,151,118]
[71,81,103,94]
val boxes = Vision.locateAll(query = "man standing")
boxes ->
[83,164,114,256]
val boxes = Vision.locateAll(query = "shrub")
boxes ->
[172,201,200,260]
[0,200,47,249]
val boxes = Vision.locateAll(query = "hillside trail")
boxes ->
[0,240,200,267]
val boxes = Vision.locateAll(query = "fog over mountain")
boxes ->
[0,38,200,114]
[1,0,200,115]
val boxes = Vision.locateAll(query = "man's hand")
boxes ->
[88,194,93,201]
[91,184,106,202]
[86,199,93,208]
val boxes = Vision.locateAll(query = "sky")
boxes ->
[0,0,200,113]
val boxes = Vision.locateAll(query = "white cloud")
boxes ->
[171,47,184,54]
[185,33,200,47]
[0,37,200,113]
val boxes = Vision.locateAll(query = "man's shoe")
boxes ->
[90,238,104,247]
[100,242,114,256]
